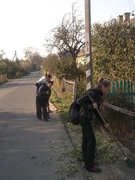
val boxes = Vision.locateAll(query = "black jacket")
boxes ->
[77,88,105,125]
[37,84,50,101]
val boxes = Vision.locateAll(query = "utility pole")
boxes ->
[85,0,92,90]
[12,50,17,61]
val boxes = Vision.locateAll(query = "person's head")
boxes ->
[46,74,52,80]
[97,78,111,95]
[46,71,51,76]
[47,80,53,88]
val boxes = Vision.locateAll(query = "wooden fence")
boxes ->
[61,79,135,105]
[63,78,77,100]
[53,76,135,117]
[52,75,77,100]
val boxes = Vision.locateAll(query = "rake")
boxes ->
[87,93,133,167]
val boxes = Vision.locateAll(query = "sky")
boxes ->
[0,0,135,60]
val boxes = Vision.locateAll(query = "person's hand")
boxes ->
[105,123,110,129]
[46,91,49,94]
[93,103,98,109]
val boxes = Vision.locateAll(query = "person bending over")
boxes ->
[77,78,110,173]
[36,80,53,121]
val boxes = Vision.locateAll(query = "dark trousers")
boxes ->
[36,96,48,120]
[79,116,96,169]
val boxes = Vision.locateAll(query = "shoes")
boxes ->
[86,166,101,173]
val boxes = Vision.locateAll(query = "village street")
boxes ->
[0,72,88,180]
[0,71,135,180]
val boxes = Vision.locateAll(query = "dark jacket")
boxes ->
[37,84,50,101]
[77,88,105,125]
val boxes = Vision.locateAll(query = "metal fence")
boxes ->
[110,80,135,105]
[61,78,135,117]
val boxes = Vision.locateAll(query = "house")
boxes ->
[76,48,86,68]
[117,12,135,26]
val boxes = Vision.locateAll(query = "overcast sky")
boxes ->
[0,0,134,60]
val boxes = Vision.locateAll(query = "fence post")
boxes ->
[111,82,115,95]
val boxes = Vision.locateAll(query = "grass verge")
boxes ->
[50,88,121,165]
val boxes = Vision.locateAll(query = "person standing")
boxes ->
[77,78,111,173]
[35,74,52,93]
[36,80,53,121]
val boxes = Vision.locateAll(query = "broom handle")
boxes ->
[86,93,127,157]
[86,93,107,125]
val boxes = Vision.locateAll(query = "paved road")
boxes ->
[1,72,135,180]
[0,72,88,180]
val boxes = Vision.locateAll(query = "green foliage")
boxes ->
[92,22,135,82]
[43,21,135,84]
[106,93,134,110]
[0,61,8,74]
[43,53,86,80]
[50,88,73,112]
[0,59,32,79]
[42,54,59,74]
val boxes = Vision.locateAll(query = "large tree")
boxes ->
[44,2,85,61]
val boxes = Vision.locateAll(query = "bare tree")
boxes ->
[44,2,85,61]
[0,50,5,60]
[24,47,43,70]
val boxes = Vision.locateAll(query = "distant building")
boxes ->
[117,12,135,26]
[76,48,86,68]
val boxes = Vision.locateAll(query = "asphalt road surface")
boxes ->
[0,72,88,180]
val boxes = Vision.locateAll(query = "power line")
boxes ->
[130,0,135,9]
[127,0,135,17]
[127,0,135,11]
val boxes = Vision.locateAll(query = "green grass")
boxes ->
[50,89,73,112]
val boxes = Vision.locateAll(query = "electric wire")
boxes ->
[127,0,135,16]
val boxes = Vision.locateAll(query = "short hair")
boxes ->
[97,78,110,89]
[47,74,52,79]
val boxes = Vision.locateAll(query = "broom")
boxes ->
[87,93,133,167]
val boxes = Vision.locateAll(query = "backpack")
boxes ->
[68,100,80,125]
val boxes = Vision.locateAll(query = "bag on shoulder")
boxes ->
[68,100,80,125]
